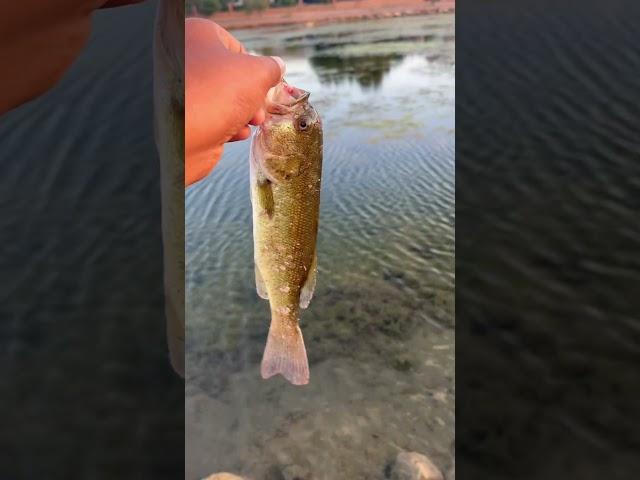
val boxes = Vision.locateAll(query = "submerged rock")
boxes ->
[391,452,444,480]
[203,474,245,480]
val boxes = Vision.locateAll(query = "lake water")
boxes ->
[186,14,455,480]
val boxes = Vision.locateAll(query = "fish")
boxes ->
[250,81,323,386]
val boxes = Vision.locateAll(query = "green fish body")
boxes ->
[250,82,323,385]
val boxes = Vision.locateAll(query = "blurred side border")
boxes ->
[456,0,640,478]
[0,1,185,478]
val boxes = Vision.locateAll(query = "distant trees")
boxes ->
[239,0,269,11]
[185,0,338,15]
[185,0,228,15]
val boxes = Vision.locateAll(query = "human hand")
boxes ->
[185,18,285,186]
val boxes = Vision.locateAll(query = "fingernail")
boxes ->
[270,56,286,80]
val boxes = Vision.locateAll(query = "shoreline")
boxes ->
[200,0,455,31]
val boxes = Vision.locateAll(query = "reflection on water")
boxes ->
[186,14,454,480]
[309,54,403,89]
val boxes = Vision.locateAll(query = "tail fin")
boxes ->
[261,317,309,385]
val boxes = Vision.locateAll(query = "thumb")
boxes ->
[242,55,286,93]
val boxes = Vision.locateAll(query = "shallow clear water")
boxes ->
[186,14,455,480]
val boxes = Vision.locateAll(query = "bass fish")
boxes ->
[250,81,323,385]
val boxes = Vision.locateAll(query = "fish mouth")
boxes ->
[266,80,310,112]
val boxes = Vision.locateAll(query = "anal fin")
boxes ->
[299,253,317,309]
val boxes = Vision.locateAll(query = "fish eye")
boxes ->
[296,115,313,132]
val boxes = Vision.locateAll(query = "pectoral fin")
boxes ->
[299,253,317,309]
[255,177,274,217]
[255,263,269,300]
